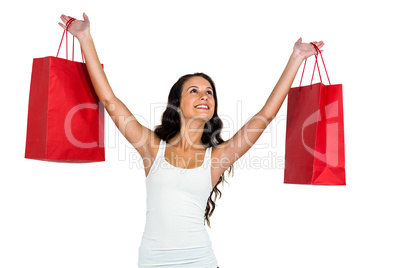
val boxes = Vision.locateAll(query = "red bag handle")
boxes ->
[298,42,331,89]
[56,18,84,62]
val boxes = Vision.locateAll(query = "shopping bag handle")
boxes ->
[298,42,331,88]
[56,18,85,62]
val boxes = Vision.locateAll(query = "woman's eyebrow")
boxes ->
[187,85,212,90]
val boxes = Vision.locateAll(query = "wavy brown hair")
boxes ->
[154,72,233,228]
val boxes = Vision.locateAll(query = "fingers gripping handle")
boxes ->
[56,18,84,62]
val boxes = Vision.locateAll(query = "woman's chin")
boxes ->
[189,114,212,122]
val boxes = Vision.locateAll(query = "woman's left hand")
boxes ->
[293,38,324,59]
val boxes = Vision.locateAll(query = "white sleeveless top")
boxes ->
[138,140,219,268]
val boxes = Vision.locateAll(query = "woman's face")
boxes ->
[179,76,215,123]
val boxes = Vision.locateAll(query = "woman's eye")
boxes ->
[190,88,212,95]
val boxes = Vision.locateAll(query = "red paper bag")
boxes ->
[284,47,345,185]
[25,25,105,163]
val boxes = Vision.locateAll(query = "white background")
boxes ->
[1,0,401,267]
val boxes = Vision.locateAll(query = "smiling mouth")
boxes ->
[195,105,209,110]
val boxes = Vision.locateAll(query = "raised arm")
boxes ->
[212,38,324,176]
[59,13,157,159]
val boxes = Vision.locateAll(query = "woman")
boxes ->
[59,13,324,268]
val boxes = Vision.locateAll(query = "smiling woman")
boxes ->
[59,12,323,268]
[154,72,232,228]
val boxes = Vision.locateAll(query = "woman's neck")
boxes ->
[169,118,206,151]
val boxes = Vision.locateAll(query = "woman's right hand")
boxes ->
[58,13,90,41]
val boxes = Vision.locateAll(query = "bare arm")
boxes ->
[212,38,324,175]
[59,13,155,157]
[77,31,114,102]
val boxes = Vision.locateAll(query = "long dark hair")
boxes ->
[154,72,233,228]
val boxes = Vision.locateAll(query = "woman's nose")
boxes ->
[200,94,208,100]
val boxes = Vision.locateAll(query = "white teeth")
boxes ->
[196,105,208,109]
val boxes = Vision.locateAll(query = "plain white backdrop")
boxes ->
[1,0,401,267]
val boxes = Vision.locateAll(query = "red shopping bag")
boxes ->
[284,45,345,185]
[25,20,105,162]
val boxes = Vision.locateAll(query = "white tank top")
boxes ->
[138,139,219,268]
